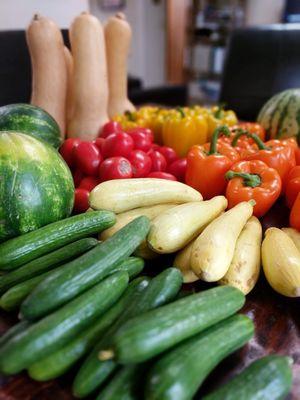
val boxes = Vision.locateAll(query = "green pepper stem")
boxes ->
[209,125,231,155]
[214,103,226,119]
[177,107,185,118]
[225,171,261,188]
[231,130,268,150]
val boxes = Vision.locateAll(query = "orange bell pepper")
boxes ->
[225,160,282,217]
[285,166,300,208]
[290,192,300,231]
[185,126,239,199]
[236,133,296,187]
[236,122,265,141]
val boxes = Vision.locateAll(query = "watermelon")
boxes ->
[0,104,62,148]
[257,89,300,140]
[0,132,74,242]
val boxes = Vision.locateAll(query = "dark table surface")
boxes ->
[0,200,299,400]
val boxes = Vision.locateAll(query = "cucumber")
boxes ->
[0,270,53,311]
[27,277,150,381]
[96,365,145,400]
[20,216,150,320]
[0,211,115,270]
[0,271,128,374]
[0,237,98,293]
[203,355,293,400]
[73,268,182,398]
[112,257,144,280]
[0,320,30,348]
[111,286,245,364]
[145,314,254,400]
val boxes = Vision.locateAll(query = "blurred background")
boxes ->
[0,0,300,119]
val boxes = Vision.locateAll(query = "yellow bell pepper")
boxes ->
[206,106,238,140]
[162,108,208,157]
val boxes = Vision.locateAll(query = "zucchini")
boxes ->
[111,286,245,364]
[203,355,293,400]
[0,237,98,293]
[145,314,254,400]
[0,270,53,311]
[28,277,150,381]
[96,365,145,400]
[0,320,30,348]
[20,216,150,320]
[0,271,128,374]
[73,268,182,398]
[0,211,115,270]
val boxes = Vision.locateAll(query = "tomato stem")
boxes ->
[209,125,231,155]
[226,171,261,188]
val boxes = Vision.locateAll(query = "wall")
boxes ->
[90,0,166,87]
[0,0,89,29]
[245,0,285,25]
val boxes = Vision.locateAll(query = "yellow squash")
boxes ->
[173,239,199,283]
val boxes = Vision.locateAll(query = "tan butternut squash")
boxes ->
[64,46,74,123]
[104,13,135,118]
[26,14,67,136]
[68,12,109,140]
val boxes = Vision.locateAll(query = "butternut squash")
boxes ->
[26,14,67,136]
[104,13,135,118]
[64,46,74,123]
[68,12,109,140]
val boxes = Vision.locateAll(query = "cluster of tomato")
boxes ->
[60,121,187,213]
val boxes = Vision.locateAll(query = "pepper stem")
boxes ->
[231,129,269,150]
[177,107,185,118]
[209,125,231,155]
[214,103,226,119]
[225,171,261,188]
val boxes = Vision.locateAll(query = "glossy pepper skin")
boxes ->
[162,108,208,157]
[285,166,300,208]
[290,192,300,231]
[185,125,238,199]
[229,129,258,159]
[206,105,238,140]
[225,160,282,217]
[237,133,296,189]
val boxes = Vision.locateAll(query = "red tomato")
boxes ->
[93,137,105,152]
[100,121,122,138]
[74,188,89,213]
[102,132,134,159]
[148,150,167,172]
[167,158,187,182]
[74,142,102,176]
[126,128,153,152]
[72,169,85,187]
[150,143,161,151]
[127,150,152,178]
[99,157,133,181]
[79,176,99,192]
[147,172,177,181]
[59,138,81,168]
[158,146,178,165]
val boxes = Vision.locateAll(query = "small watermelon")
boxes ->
[0,103,62,148]
[257,89,300,140]
[0,132,74,242]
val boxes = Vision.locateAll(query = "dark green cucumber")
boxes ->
[112,286,245,364]
[27,277,150,381]
[0,270,53,311]
[145,314,254,400]
[20,216,150,320]
[203,355,293,400]
[0,237,98,293]
[112,257,144,280]
[96,365,146,400]
[72,268,183,398]
[0,321,30,348]
[0,211,116,270]
[0,271,128,374]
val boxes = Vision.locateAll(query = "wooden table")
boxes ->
[0,201,299,399]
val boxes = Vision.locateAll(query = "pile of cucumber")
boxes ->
[0,211,293,399]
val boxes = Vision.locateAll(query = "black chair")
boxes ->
[219,24,300,121]
[0,30,187,108]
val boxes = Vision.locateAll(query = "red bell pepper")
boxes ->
[290,192,300,231]
[225,160,282,217]
[185,125,239,199]
[285,166,300,208]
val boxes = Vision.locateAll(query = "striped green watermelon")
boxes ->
[0,104,62,148]
[257,89,300,139]
[0,132,74,242]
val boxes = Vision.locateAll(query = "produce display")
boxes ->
[0,8,300,400]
